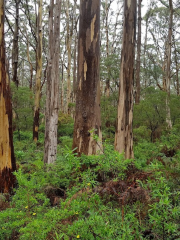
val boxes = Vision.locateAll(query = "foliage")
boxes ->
[134,87,167,142]
[58,112,74,125]
[100,53,120,85]
[101,92,118,143]
[1,128,180,239]
[11,83,34,132]
[58,112,74,138]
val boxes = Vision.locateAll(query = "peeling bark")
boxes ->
[72,0,102,156]
[114,0,136,159]
[44,0,61,164]
[0,0,16,193]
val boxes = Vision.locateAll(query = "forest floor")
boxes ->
[1,126,180,239]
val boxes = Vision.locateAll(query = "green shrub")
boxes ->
[58,123,74,137]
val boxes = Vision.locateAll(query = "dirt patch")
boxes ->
[44,186,66,206]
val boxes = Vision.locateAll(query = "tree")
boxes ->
[33,0,43,142]
[164,0,173,128]
[44,0,61,164]
[0,0,16,193]
[65,0,72,114]
[100,0,123,97]
[114,0,137,159]
[135,0,141,104]
[72,0,102,156]
[12,0,20,88]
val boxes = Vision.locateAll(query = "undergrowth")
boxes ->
[1,128,180,239]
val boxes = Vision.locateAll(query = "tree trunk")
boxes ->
[33,0,43,141]
[44,0,61,164]
[65,0,72,114]
[24,25,34,90]
[72,33,77,105]
[12,0,20,87]
[165,0,173,128]
[135,0,141,104]
[0,0,16,193]
[105,0,110,97]
[172,34,179,95]
[72,0,102,156]
[114,0,136,159]
[143,9,149,89]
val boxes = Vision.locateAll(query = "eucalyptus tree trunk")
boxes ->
[12,0,20,87]
[72,0,102,156]
[33,0,43,141]
[44,0,61,164]
[135,0,141,104]
[166,0,173,128]
[65,0,72,114]
[104,0,110,97]
[114,0,136,159]
[0,0,16,193]
[143,10,149,89]
[164,0,173,128]
[173,34,179,96]
[25,30,33,90]
[65,0,77,114]
[60,61,64,112]
[72,33,77,105]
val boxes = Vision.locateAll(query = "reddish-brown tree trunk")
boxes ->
[114,0,136,159]
[72,0,102,156]
[0,1,16,193]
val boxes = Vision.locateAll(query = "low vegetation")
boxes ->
[1,88,180,240]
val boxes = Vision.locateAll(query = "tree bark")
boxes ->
[33,0,43,141]
[65,0,72,114]
[72,0,102,156]
[12,0,20,87]
[0,0,16,193]
[44,0,61,164]
[72,33,77,105]
[165,0,173,128]
[172,34,179,96]
[135,0,141,104]
[104,0,110,97]
[114,0,136,159]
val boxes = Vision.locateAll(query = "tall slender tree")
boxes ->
[114,0,136,159]
[135,0,141,104]
[44,0,61,164]
[72,0,102,156]
[12,0,20,87]
[33,0,43,141]
[0,0,16,193]
[164,0,173,128]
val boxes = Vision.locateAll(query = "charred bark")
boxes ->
[72,0,102,156]
[114,0,137,159]
[0,0,16,193]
